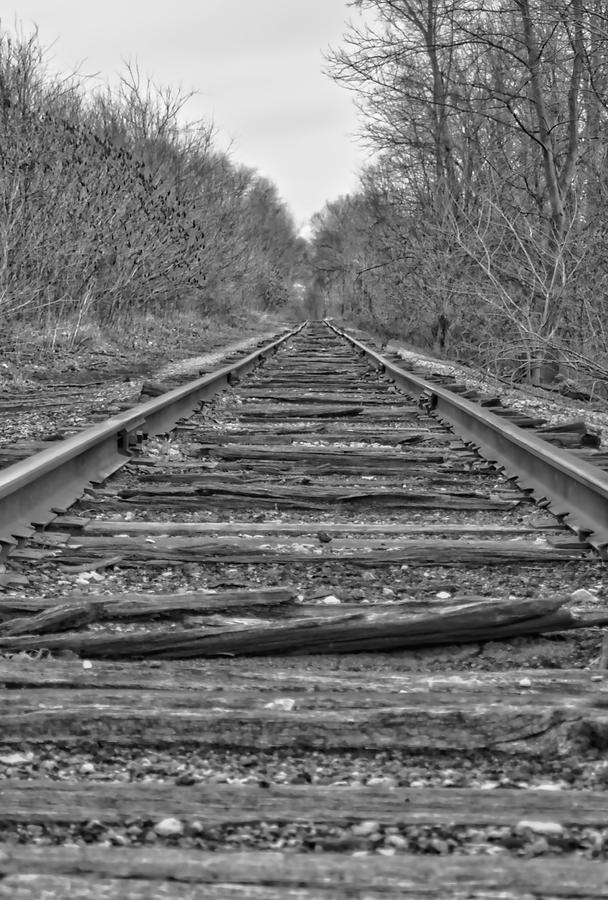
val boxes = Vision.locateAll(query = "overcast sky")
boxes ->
[8,0,372,230]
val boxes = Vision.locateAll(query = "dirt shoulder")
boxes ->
[0,314,293,449]
[385,340,608,448]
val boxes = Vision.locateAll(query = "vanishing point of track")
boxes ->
[2,321,608,897]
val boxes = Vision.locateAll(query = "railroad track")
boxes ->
[1,321,608,897]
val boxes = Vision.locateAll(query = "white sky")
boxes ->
[6,0,372,230]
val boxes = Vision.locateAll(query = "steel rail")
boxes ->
[0,324,305,545]
[327,321,608,552]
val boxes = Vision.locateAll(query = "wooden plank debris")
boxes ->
[239,403,365,418]
[238,389,396,403]
[2,781,608,828]
[187,427,449,444]
[1,681,593,715]
[0,588,296,635]
[134,466,494,482]
[99,483,517,511]
[1,848,607,899]
[49,535,583,567]
[50,517,563,537]
[237,403,426,420]
[0,596,602,659]
[197,443,449,462]
[0,682,602,752]
[0,658,599,693]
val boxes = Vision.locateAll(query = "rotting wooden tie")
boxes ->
[0,595,602,659]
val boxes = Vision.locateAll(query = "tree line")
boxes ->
[0,27,304,347]
[309,0,608,387]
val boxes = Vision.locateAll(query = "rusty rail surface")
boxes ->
[0,324,304,545]
[327,321,608,552]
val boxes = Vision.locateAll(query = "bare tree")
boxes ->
[318,0,608,384]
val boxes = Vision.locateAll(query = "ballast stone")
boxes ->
[352,820,381,837]
[515,819,564,836]
[570,588,599,603]
[0,752,34,766]
[154,817,185,838]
